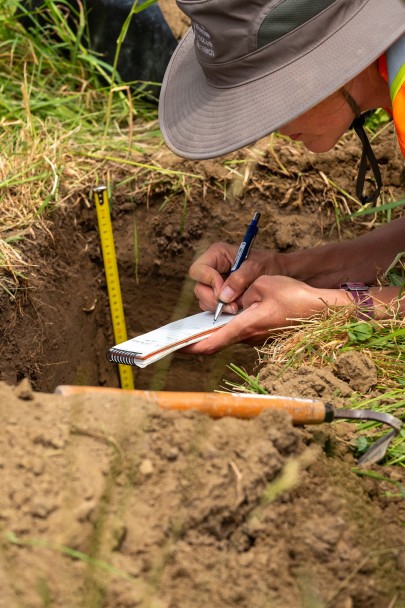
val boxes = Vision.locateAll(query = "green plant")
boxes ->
[365,108,391,132]
[222,362,269,394]
[226,308,405,466]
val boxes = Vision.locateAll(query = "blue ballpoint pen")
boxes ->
[213,211,261,322]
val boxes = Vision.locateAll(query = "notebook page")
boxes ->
[130,334,212,368]
[111,311,236,360]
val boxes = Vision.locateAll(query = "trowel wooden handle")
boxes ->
[55,385,333,426]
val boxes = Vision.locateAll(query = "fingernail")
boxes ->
[224,304,237,315]
[220,286,235,303]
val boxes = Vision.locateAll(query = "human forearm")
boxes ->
[277,216,405,288]
[184,276,404,355]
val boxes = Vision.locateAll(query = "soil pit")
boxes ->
[1,130,405,606]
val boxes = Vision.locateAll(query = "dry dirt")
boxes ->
[1,380,405,608]
[1,4,405,604]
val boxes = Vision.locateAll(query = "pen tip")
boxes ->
[214,301,223,323]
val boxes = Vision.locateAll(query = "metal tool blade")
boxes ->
[357,430,398,466]
[333,408,402,466]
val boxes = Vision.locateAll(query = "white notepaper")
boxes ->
[108,311,236,367]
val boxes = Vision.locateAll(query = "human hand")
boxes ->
[189,243,283,315]
[183,275,348,354]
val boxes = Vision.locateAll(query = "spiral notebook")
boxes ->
[107,311,236,368]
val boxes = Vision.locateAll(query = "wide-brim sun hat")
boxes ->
[159,0,405,160]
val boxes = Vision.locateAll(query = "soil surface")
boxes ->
[1,3,405,604]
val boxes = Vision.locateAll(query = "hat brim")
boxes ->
[159,0,405,160]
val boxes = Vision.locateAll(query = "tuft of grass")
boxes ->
[222,362,269,394]
[264,311,405,466]
[365,108,391,132]
[261,312,405,386]
[226,306,405,467]
[346,198,405,221]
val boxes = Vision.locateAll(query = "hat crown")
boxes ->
[176,0,369,87]
[178,0,352,66]
[258,0,337,48]
[177,0,264,62]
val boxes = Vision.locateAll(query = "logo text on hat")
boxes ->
[193,21,216,58]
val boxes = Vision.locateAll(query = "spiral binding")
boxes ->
[107,348,142,366]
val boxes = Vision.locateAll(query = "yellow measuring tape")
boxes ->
[93,186,134,390]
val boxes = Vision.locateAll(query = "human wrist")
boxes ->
[311,285,371,316]
[325,285,404,320]
[275,250,304,279]
[339,282,374,320]
[262,251,286,276]
[369,286,404,319]
[317,287,357,310]
[300,285,350,315]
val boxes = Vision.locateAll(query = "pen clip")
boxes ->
[244,233,257,258]
[229,213,260,273]
[230,242,248,272]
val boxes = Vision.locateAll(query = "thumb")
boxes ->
[218,264,257,303]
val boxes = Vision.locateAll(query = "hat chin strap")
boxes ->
[341,88,382,204]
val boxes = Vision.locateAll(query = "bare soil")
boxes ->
[1,379,405,608]
[1,9,405,601]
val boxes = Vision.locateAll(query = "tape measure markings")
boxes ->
[93,185,134,390]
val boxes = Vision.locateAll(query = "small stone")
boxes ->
[30,424,69,449]
[246,516,264,536]
[139,459,153,476]
[164,224,173,237]
[18,455,44,476]
[31,497,58,518]
[166,447,179,461]
[238,552,254,566]
[14,378,34,401]
[75,500,96,523]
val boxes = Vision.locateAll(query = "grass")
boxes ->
[0,0,203,294]
[224,307,405,468]
[7,532,137,582]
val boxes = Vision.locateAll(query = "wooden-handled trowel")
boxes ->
[55,386,402,466]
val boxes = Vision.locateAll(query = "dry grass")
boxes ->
[254,306,405,466]
[258,307,405,386]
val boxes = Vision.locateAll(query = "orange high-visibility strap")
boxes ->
[378,37,405,158]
